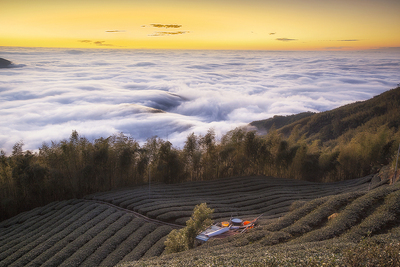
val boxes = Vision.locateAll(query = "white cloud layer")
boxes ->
[1,47,399,153]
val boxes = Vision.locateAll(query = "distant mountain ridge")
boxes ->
[0,58,12,68]
[250,86,400,143]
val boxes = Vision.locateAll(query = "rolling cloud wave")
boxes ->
[0,47,399,153]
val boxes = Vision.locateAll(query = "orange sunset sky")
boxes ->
[1,0,400,50]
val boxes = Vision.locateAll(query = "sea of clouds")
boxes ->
[1,47,399,153]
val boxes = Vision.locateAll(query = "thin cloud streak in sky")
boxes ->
[0,47,399,153]
[276,38,298,42]
[338,39,360,42]
[79,40,116,46]
[150,24,182,29]
[148,31,188,37]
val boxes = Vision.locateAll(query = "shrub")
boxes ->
[164,229,187,254]
[164,203,213,253]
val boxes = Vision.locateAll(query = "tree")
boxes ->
[200,129,218,180]
[219,128,246,177]
[164,203,214,253]
[185,203,214,249]
[157,141,184,183]
[183,133,200,181]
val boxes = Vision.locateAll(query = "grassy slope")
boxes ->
[250,87,400,143]
[119,181,400,267]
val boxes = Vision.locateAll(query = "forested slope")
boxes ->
[251,86,400,143]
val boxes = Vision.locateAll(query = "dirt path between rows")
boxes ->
[83,199,184,229]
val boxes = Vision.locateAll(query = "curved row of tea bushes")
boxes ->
[0,202,93,262]
[292,184,400,243]
[7,204,108,267]
[251,184,400,249]
[343,189,400,242]
[58,213,136,267]
[28,210,123,267]
[0,201,176,267]
[85,176,373,225]
[79,217,147,267]
[121,225,173,262]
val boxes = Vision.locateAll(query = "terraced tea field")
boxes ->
[0,175,383,266]
[0,200,173,267]
[85,175,375,224]
[121,180,400,266]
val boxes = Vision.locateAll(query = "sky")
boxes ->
[1,0,400,50]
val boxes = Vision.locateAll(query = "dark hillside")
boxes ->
[250,112,315,133]
[251,86,400,142]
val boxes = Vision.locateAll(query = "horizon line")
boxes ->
[2,45,400,52]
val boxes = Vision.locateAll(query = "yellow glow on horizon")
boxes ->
[1,0,399,50]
